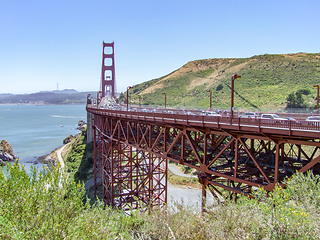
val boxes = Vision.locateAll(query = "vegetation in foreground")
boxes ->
[1,161,320,239]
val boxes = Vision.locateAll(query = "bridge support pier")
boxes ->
[86,112,94,143]
[93,114,167,210]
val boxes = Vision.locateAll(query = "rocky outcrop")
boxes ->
[0,140,17,165]
[63,135,75,144]
[76,120,87,130]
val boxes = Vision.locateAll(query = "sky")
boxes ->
[1,0,320,94]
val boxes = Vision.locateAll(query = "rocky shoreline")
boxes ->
[37,120,87,167]
[0,140,17,166]
[37,147,60,167]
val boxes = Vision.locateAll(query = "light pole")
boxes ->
[231,74,241,118]
[206,90,212,110]
[138,95,141,108]
[127,86,133,111]
[87,94,91,104]
[314,85,319,115]
[162,93,166,109]
[97,91,102,105]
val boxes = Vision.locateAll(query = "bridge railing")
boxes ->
[87,105,320,138]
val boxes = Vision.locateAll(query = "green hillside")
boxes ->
[127,53,320,111]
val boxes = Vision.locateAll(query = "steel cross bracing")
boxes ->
[93,114,167,210]
[88,106,320,209]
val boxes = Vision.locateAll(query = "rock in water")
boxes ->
[0,140,17,162]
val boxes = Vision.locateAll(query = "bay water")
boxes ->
[0,104,86,171]
[0,104,212,208]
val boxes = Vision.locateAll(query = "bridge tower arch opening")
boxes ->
[100,42,116,98]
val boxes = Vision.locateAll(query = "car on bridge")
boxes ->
[165,110,176,114]
[260,114,286,119]
[238,112,259,118]
[305,116,320,125]
[284,117,298,122]
[306,116,320,122]
[260,114,288,123]
[200,111,221,116]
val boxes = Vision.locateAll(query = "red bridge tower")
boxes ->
[100,42,116,98]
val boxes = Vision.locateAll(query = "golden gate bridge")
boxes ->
[86,42,320,210]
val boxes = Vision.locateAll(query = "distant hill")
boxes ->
[52,89,79,94]
[128,53,320,111]
[0,89,96,105]
[0,93,14,99]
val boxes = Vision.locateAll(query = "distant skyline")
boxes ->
[1,0,320,94]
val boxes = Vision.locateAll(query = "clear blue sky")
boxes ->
[1,0,319,94]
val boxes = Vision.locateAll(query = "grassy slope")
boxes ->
[129,53,320,111]
[64,129,94,184]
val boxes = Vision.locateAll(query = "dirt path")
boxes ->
[168,163,197,178]
[56,143,71,169]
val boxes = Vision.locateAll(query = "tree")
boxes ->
[286,91,308,108]
[118,92,125,104]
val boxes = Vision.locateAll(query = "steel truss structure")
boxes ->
[93,114,167,210]
[89,108,320,209]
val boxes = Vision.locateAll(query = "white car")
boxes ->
[238,112,259,118]
[260,114,287,121]
[306,116,320,122]
[205,111,221,117]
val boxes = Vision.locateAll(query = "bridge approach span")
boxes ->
[87,105,320,210]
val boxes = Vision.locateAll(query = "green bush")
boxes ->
[286,91,309,108]
[1,162,320,238]
[233,171,320,239]
[0,162,88,239]
[65,129,94,184]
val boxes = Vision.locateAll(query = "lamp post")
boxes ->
[138,95,141,109]
[231,74,241,118]
[206,90,212,110]
[87,94,91,105]
[97,91,102,105]
[127,86,133,111]
[314,85,319,115]
[162,93,166,109]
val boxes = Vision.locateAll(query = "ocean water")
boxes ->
[0,104,213,208]
[0,104,87,170]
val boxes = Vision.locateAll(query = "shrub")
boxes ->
[1,162,319,239]
[0,162,88,239]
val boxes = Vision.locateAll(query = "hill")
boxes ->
[129,53,320,111]
[0,89,96,105]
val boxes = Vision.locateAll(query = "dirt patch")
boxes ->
[141,58,233,94]
[140,57,254,94]
[141,82,164,94]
